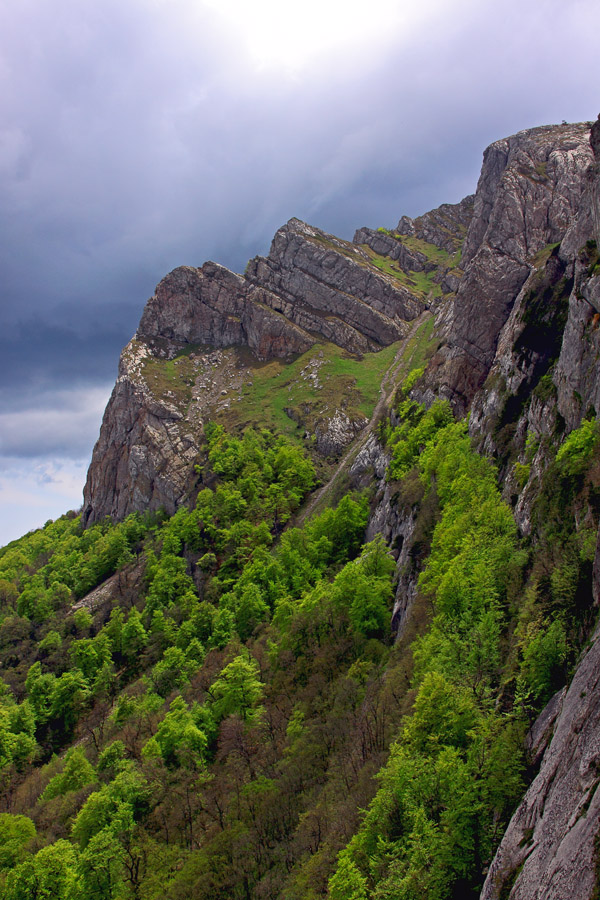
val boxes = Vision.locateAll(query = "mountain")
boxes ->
[1,116,599,900]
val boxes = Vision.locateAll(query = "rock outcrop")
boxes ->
[423,122,594,413]
[81,340,202,525]
[83,219,431,526]
[395,193,475,254]
[481,626,600,900]
[463,114,600,900]
[137,262,316,360]
[245,218,424,349]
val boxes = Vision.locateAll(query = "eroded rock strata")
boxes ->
[83,217,435,525]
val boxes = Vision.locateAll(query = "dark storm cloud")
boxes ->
[2,1,597,340]
[0,386,109,459]
[0,0,599,541]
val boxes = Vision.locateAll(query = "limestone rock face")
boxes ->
[313,409,367,457]
[396,194,475,254]
[245,218,424,348]
[426,123,594,412]
[137,262,315,360]
[480,625,600,900]
[465,118,600,527]
[82,341,201,525]
[466,116,600,900]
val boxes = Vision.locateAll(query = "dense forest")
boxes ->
[1,368,598,899]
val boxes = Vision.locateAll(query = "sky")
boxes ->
[1,0,599,546]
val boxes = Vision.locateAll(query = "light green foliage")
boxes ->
[0,513,148,631]
[142,696,208,769]
[305,493,370,565]
[70,632,112,687]
[339,538,395,638]
[71,763,150,849]
[25,662,56,725]
[402,365,425,395]
[146,550,195,612]
[388,399,453,480]
[148,607,173,645]
[121,608,148,660]
[52,671,91,737]
[40,748,96,802]
[97,741,126,777]
[77,826,122,900]
[204,488,368,646]
[0,695,37,772]
[206,424,315,529]
[0,814,36,871]
[415,425,520,693]
[38,630,62,654]
[402,671,479,753]
[272,532,395,656]
[220,582,270,642]
[4,839,79,900]
[330,420,526,898]
[209,650,264,725]
[71,769,150,900]
[73,608,92,633]
[329,852,369,900]
[25,663,90,737]
[556,417,599,476]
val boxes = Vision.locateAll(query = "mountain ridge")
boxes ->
[3,117,599,900]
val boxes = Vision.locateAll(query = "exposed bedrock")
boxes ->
[481,624,600,900]
[423,122,594,413]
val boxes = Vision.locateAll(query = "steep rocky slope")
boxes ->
[467,116,600,900]
[421,122,594,412]
[82,213,456,526]
[79,116,600,899]
[480,624,600,900]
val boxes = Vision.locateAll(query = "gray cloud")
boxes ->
[0,386,111,460]
[1,0,599,541]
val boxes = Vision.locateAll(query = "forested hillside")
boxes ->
[1,117,600,899]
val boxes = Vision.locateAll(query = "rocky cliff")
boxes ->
[464,115,600,900]
[421,122,594,413]
[480,624,600,900]
[82,213,455,526]
[81,115,600,899]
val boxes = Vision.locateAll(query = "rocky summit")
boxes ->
[5,117,600,900]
